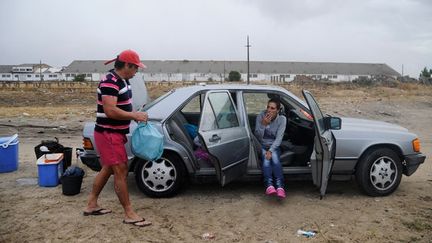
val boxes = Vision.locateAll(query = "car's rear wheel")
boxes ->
[134,152,186,198]
[355,148,402,196]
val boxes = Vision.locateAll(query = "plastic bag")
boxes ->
[131,122,164,161]
[63,166,85,177]
[184,123,198,139]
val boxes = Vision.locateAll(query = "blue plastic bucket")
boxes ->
[0,134,19,173]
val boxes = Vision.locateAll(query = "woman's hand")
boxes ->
[261,112,272,126]
[265,150,272,160]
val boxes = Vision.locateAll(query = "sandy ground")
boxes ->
[0,83,431,242]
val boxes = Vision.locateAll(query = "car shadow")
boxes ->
[179,177,366,199]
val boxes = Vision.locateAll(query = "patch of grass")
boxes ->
[399,236,422,243]
[402,219,432,232]
[0,106,94,119]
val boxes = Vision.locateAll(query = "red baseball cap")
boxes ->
[104,49,146,68]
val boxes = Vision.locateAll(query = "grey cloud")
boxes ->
[0,0,430,77]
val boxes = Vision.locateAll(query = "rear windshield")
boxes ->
[140,89,174,112]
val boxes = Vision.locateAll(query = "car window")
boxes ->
[182,94,201,113]
[200,92,239,131]
[141,90,173,112]
[243,93,269,115]
[200,103,218,131]
[305,94,325,132]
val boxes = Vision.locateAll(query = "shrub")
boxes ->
[73,74,86,82]
[228,71,241,82]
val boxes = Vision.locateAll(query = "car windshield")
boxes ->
[140,89,174,112]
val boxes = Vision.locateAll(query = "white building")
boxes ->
[0,64,62,81]
[1,60,400,82]
[62,60,400,82]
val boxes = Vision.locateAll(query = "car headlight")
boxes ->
[412,138,421,153]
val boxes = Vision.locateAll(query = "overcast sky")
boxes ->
[1,0,431,77]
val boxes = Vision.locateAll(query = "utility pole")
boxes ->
[38,60,43,87]
[40,60,43,82]
[401,64,404,77]
[246,35,251,85]
[223,60,226,82]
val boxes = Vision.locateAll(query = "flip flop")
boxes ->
[83,208,112,216]
[123,218,152,227]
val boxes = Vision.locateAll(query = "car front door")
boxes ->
[302,90,336,199]
[199,91,250,186]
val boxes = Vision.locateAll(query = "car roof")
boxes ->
[146,84,307,121]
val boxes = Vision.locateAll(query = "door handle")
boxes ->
[209,134,221,142]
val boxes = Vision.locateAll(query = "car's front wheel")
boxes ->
[355,148,402,196]
[134,153,187,198]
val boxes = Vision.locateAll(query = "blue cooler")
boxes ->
[0,134,19,173]
[37,153,64,187]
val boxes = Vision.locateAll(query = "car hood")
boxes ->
[340,117,408,132]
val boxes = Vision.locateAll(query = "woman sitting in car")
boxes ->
[254,98,287,198]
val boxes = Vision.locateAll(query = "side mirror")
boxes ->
[324,117,342,130]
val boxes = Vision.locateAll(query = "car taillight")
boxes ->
[412,138,421,152]
[83,138,94,150]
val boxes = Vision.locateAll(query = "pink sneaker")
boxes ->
[276,188,286,198]
[265,186,277,195]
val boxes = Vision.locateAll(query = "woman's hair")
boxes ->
[268,97,281,110]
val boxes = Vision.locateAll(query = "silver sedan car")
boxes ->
[78,84,426,198]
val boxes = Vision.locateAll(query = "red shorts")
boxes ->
[94,131,128,166]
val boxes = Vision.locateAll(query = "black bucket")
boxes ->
[34,138,64,159]
[62,147,72,173]
[61,175,83,196]
[34,141,72,173]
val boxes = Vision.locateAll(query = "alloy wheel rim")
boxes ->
[369,156,397,191]
[142,158,177,192]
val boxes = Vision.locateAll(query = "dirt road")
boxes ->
[0,83,431,242]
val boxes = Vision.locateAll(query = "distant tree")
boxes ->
[228,71,241,82]
[74,74,86,81]
[420,67,431,78]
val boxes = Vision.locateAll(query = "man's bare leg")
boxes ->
[85,165,113,212]
[112,163,151,225]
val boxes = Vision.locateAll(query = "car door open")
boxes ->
[199,91,250,186]
[302,90,336,199]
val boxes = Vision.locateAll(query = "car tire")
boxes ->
[355,148,402,196]
[134,152,187,198]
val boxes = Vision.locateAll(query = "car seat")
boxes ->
[251,133,295,167]
[167,112,195,152]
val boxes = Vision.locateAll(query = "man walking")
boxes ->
[83,49,151,227]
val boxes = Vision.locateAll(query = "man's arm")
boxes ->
[102,95,147,122]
